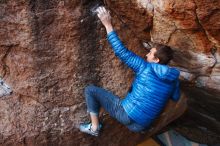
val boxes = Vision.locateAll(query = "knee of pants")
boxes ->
[84,84,96,95]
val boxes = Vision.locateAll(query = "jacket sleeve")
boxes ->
[107,31,147,73]
[170,80,181,101]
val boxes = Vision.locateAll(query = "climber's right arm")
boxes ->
[170,80,181,102]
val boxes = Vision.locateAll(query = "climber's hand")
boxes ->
[97,7,111,27]
[96,7,113,33]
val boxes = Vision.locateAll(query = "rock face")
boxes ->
[0,0,219,145]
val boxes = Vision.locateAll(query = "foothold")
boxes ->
[0,79,12,97]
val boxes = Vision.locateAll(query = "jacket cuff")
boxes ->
[107,30,116,39]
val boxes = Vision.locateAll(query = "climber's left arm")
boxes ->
[96,7,147,73]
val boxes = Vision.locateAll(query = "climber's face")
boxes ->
[146,48,160,63]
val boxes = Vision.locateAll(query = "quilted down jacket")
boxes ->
[107,31,180,128]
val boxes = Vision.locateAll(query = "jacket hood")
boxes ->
[151,63,180,82]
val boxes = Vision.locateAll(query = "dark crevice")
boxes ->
[28,0,59,13]
[26,0,59,107]
[77,0,104,86]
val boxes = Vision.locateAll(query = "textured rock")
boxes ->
[0,0,219,145]
[149,0,220,144]
[0,0,148,145]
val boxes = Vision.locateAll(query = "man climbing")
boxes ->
[79,7,180,136]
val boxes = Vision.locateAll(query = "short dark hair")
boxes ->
[153,44,174,65]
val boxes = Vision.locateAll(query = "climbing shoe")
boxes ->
[79,123,102,137]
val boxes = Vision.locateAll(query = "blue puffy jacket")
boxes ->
[107,31,180,128]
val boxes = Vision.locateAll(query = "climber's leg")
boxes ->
[80,85,132,136]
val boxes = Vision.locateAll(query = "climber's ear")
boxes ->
[154,57,160,63]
